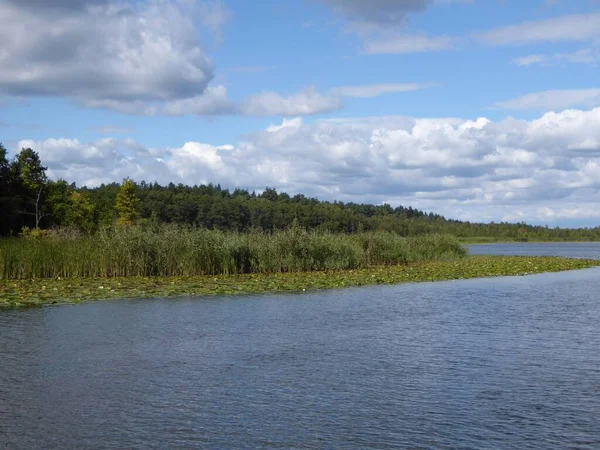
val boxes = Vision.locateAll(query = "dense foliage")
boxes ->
[2,144,600,241]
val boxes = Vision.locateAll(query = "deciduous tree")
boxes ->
[14,148,48,229]
[116,178,140,226]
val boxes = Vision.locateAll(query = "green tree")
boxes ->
[14,148,48,229]
[0,143,19,234]
[66,191,96,233]
[0,143,9,176]
[116,178,140,226]
[87,182,120,226]
[15,148,47,191]
[46,179,73,227]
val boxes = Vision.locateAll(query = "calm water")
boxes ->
[468,241,600,259]
[1,244,600,449]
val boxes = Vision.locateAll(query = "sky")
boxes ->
[1,0,600,227]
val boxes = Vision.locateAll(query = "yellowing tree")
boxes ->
[66,191,96,233]
[116,178,140,226]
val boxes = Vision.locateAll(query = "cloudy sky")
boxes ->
[2,0,600,226]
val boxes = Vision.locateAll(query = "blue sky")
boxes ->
[2,0,600,226]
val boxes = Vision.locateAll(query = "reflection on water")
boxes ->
[1,243,600,449]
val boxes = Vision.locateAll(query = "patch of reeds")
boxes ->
[0,226,467,279]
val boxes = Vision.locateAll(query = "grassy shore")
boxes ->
[2,256,598,309]
[1,228,466,278]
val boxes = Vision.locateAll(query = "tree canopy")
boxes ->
[2,145,600,241]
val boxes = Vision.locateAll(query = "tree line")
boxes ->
[2,145,600,241]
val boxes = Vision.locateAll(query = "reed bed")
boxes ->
[0,226,467,279]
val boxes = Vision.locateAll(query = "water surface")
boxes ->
[469,241,600,259]
[1,243,600,449]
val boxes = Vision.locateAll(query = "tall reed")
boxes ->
[0,226,467,279]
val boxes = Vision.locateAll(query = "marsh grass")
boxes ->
[0,226,466,279]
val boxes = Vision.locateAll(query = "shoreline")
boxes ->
[2,256,599,309]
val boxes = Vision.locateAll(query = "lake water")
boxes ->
[468,241,600,259]
[1,243,600,449]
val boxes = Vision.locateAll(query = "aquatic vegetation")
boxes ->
[1,256,598,309]
[0,228,465,279]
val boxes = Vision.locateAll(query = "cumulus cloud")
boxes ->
[17,108,600,225]
[0,0,233,114]
[17,137,174,187]
[0,0,441,115]
[240,87,343,117]
[0,0,214,101]
[475,13,600,46]
[493,88,600,111]
[236,83,432,116]
[162,86,236,116]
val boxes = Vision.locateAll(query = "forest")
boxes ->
[2,145,600,241]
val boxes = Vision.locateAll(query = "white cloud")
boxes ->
[493,88,600,110]
[167,142,228,182]
[0,0,430,118]
[162,86,236,116]
[0,0,215,101]
[476,13,600,46]
[18,107,600,225]
[17,137,173,186]
[266,118,304,133]
[513,54,550,66]
[0,0,234,115]
[364,33,460,54]
[239,83,430,117]
[314,0,465,55]
[240,87,343,117]
[332,83,431,98]
[191,0,233,41]
[514,48,600,66]
[560,48,600,64]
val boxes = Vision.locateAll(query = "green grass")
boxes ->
[0,227,466,279]
[1,256,598,309]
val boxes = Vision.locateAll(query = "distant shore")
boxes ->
[2,256,599,309]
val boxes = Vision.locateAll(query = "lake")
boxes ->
[469,241,600,259]
[1,243,600,449]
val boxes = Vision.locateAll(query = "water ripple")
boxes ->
[1,245,600,448]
